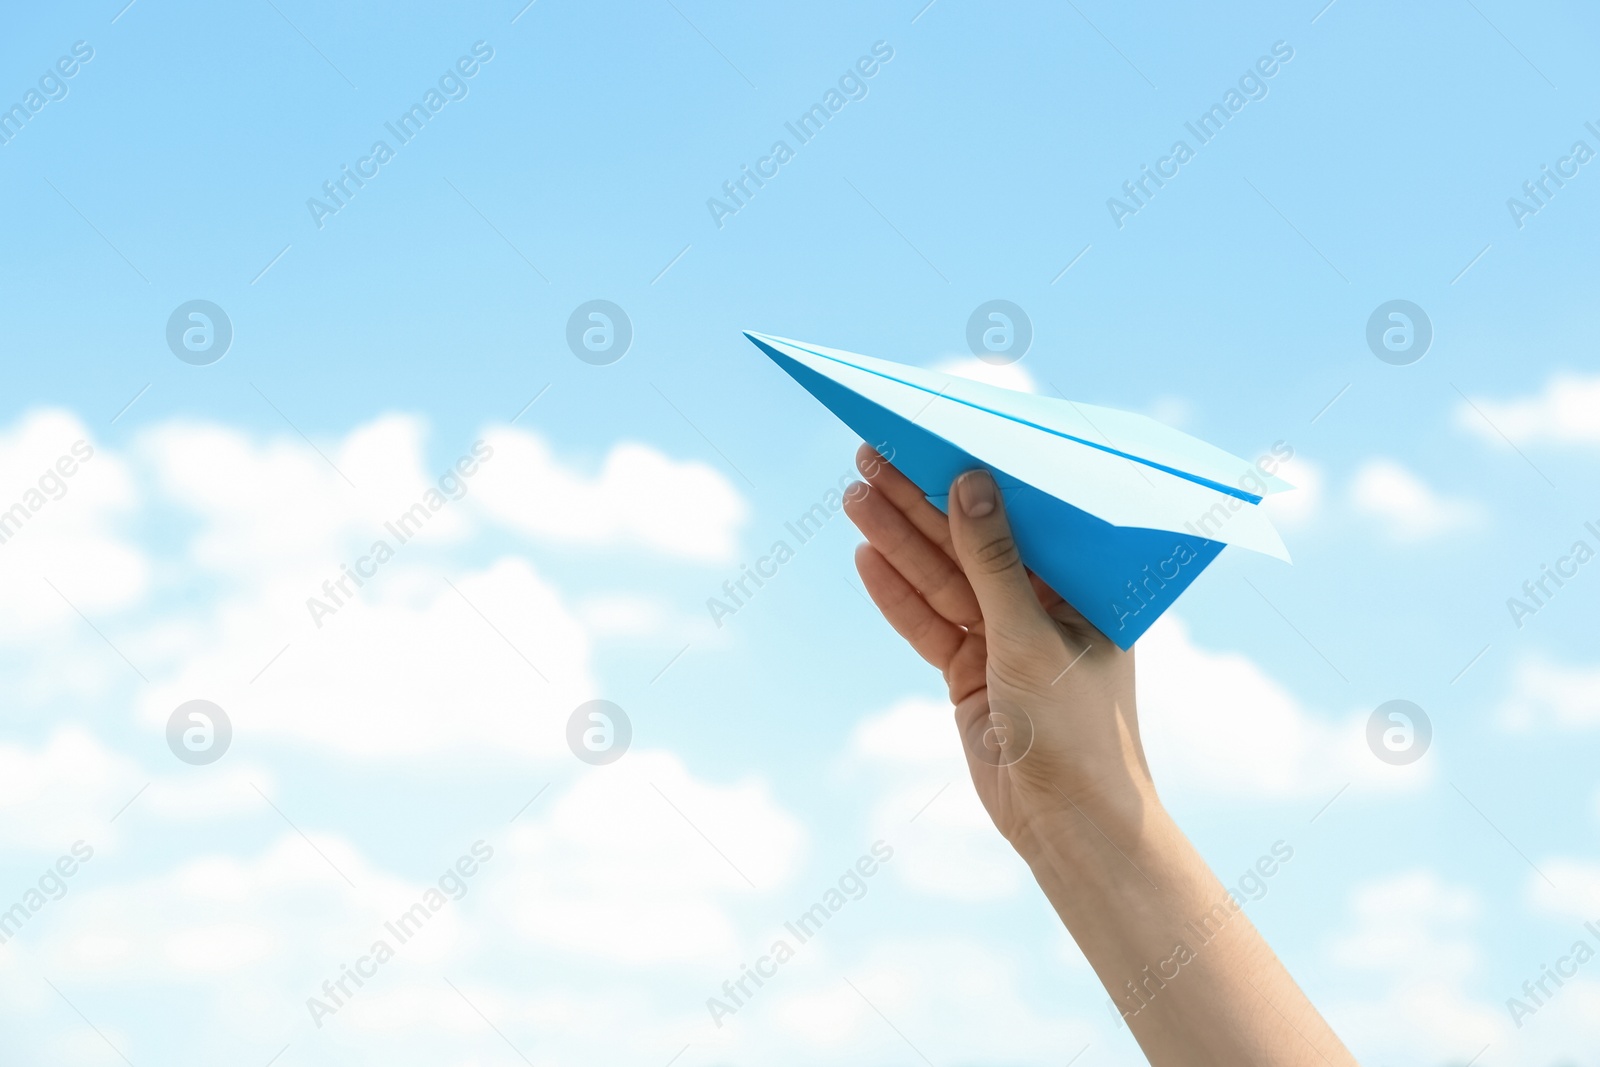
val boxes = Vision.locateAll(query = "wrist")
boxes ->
[1009,774,1168,873]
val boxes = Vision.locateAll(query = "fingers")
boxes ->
[855,443,957,557]
[855,444,1069,617]
[947,470,1054,650]
[854,543,965,671]
[843,478,981,627]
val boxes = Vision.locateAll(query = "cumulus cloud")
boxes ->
[139,414,480,583]
[1145,395,1194,429]
[1139,614,1440,796]
[1526,857,1600,921]
[575,592,675,638]
[471,427,747,562]
[1138,615,1428,800]
[1498,655,1600,732]
[141,415,747,578]
[754,936,1095,1061]
[492,750,806,965]
[846,696,1028,901]
[4,830,515,1059]
[931,356,1038,393]
[1323,870,1514,1062]
[0,410,147,642]
[1,746,810,1061]
[1456,372,1600,446]
[140,554,592,762]
[1349,458,1481,542]
[0,726,267,851]
[1261,453,1322,529]
[0,412,751,761]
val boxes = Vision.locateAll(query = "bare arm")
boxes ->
[843,445,1355,1066]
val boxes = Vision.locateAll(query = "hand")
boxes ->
[844,444,1152,853]
[846,444,1358,1066]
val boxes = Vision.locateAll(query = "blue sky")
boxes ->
[3,0,1600,1063]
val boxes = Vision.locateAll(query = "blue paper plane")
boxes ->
[745,331,1293,649]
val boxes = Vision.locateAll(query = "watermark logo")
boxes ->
[1109,840,1294,1026]
[1107,41,1295,229]
[965,698,1034,768]
[1507,122,1600,230]
[166,700,231,765]
[1506,920,1600,1029]
[307,840,494,1028]
[1365,300,1431,366]
[1366,699,1430,765]
[1107,540,1203,634]
[1182,441,1294,542]
[306,42,495,230]
[706,444,892,628]
[566,300,632,365]
[0,439,95,548]
[166,300,233,365]
[0,41,95,149]
[0,841,95,946]
[1506,521,1600,629]
[306,440,494,629]
[965,300,1032,365]
[567,700,631,765]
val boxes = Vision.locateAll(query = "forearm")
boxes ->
[1016,787,1357,1066]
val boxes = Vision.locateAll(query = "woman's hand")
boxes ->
[843,443,1358,1067]
[843,444,1152,852]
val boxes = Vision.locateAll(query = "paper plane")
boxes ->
[745,332,1293,649]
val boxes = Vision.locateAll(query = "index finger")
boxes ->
[855,443,956,558]
[858,444,1067,612]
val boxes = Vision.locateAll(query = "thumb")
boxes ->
[949,470,1053,648]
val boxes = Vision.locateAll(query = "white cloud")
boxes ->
[142,414,477,578]
[472,427,746,562]
[1527,857,1600,922]
[846,697,1029,900]
[750,936,1096,1062]
[1324,870,1506,1063]
[8,830,495,1055]
[140,415,745,581]
[1498,655,1600,731]
[20,414,749,763]
[493,750,805,965]
[1456,372,1600,446]
[1510,863,1600,1056]
[1138,615,1428,800]
[1261,454,1322,529]
[140,554,593,762]
[0,726,268,851]
[2,753,808,1060]
[1145,395,1193,429]
[0,410,147,642]
[1349,458,1481,542]
[576,593,680,639]
[931,356,1038,394]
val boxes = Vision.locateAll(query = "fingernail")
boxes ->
[959,470,996,517]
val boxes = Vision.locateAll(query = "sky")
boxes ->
[2,0,1600,1063]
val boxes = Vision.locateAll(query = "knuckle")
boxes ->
[986,651,1053,698]
[972,534,1021,573]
